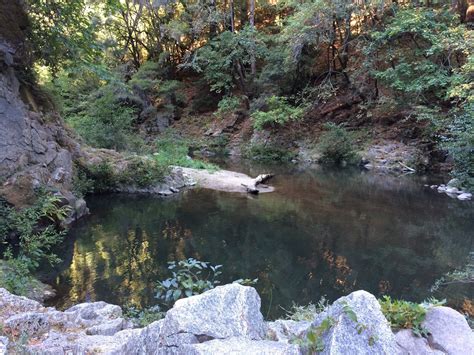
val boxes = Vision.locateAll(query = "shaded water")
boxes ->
[45,164,474,319]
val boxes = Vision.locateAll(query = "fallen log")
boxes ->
[242,174,274,194]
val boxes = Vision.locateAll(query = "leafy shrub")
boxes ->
[85,161,118,193]
[378,296,446,337]
[292,316,335,353]
[251,96,304,130]
[318,123,358,165]
[124,304,164,327]
[284,297,329,321]
[67,84,142,151]
[243,143,295,162]
[118,157,168,188]
[154,133,219,171]
[155,258,223,308]
[367,8,464,103]
[154,259,257,310]
[0,193,69,295]
[184,26,267,94]
[215,95,243,118]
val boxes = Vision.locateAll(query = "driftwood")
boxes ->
[242,174,274,194]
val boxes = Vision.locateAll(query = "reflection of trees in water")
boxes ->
[53,170,474,318]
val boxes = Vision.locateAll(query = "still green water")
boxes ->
[45,165,474,319]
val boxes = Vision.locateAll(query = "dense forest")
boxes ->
[0,1,473,352]
[20,0,473,189]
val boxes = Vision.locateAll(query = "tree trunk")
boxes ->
[250,0,256,75]
[210,0,217,38]
[242,174,274,194]
[230,0,235,32]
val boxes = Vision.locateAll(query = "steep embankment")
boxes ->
[0,0,88,218]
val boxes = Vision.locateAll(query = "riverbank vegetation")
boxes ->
[0,192,68,295]
[22,0,473,189]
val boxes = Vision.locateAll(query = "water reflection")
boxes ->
[45,167,474,319]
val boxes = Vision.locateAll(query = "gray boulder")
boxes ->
[4,311,50,337]
[0,336,8,355]
[160,284,267,346]
[182,337,301,355]
[309,290,398,354]
[395,329,443,354]
[422,306,474,354]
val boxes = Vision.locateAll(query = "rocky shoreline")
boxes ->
[0,284,472,354]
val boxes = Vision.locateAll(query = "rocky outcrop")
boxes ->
[309,290,398,354]
[0,1,88,219]
[0,285,473,354]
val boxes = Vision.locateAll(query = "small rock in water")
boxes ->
[445,186,459,194]
[430,185,437,189]
[437,185,447,193]
[457,193,472,201]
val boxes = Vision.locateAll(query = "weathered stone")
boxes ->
[85,317,127,336]
[4,312,50,336]
[160,284,267,345]
[310,290,398,354]
[395,329,443,354]
[65,301,123,329]
[0,336,8,355]
[182,337,302,355]
[267,319,312,343]
[422,306,474,354]
[0,288,43,318]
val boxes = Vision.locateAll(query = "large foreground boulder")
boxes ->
[422,306,474,354]
[309,290,398,354]
[159,284,267,347]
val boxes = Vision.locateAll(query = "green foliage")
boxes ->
[27,0,101,74]
[444,36,474,190]
[431,252,474,293]
[118,157,168,188]
[284,297,329,321]
[379,296,429,337]
[155,258,223,308]
[123,304,164,327]
[318,123,359,165]
[154,133,219,171]
[0,193,68,295]
[251,96,304,130]
[243,143,295,162]
[368,7,465,102]
[67,83,142,151]
[292,316,335,353]
[215,96,244,118]
[186,26,267,94]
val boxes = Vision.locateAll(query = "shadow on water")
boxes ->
[43,164,474,319]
